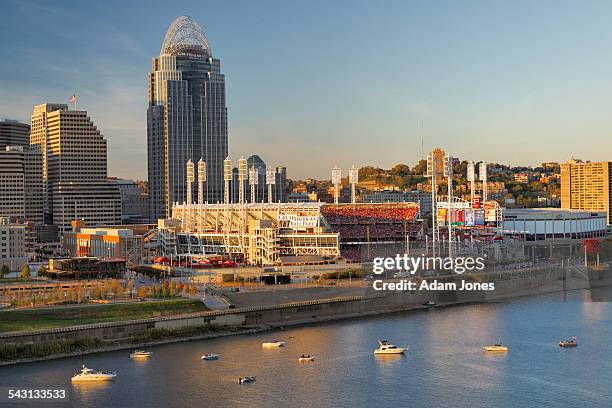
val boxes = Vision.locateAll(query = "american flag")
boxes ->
[69,95,76,103]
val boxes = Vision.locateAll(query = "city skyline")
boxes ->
[2,0,612,180]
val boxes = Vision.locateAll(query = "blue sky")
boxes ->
[1,0,612,180]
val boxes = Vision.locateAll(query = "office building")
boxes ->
[147,15,228,221]
[62,221,144,264]
[0,119,29,147]
[111,178,150,224]
[0,217,27,271]
[561,159,612,223]
[30,103,121,234]
[0,145,43,224]
[275,166,287,202]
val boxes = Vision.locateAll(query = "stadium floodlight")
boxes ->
[479,162,488,203]
[348,166,358,185]
[479,162,487,181]
[238,157,247,204]
[249,166,258,204]
[331,166,342,204]
[198,159,206,205]
[223,158,232,181]
[348,165,359,204]
[223,157,232,205]
[443,154,453,177]
[467,161,475,182]
[249,167,258,186]
[186,160,194,205]
[467,161,475,206]
[266,168,275,203]
[426,153,435,177]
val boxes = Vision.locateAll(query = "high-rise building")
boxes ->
[30,103,121,234]
[275,166,287,202]
[0,119,30,147]
[0,145,42,223]
[0,217,27,271]
[0,146,25,220]
[110,178,150,224]
[147,15,228,221]
[561,158,612,224]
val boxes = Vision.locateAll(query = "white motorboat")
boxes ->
[71,366,117,382]
[239,376,256,384]
[130,350,153,358]
[484,344,508,352]
[262,341,285,348]
[201,353,219,360]
[373,340,407,355]
[298,355,314,362]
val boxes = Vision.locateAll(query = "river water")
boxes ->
[1,288,611,408]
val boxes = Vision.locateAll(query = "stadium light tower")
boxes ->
[331,166,342,204]
[186,159,194,205]
[479,162,488,203]
[348,165,359,204]
[238,156,247,205]
[223,158,232,205]
[467,161,475,205]
[198,159,206,205]
[266,168,275,204]
[426,152,439,257]
[249,166,258,204]
[443,154,454,258]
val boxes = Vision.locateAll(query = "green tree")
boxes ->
[0,264,8,279]
[37,265,47,277]
[20,264,30,280]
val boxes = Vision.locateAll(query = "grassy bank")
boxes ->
[0,299,208,333]
[0,325,224,362]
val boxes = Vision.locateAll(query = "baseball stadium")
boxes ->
[157,202,423,266]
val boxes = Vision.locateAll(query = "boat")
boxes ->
[71,366,117,382]
[129,350,153,358]
[423,300,436,306]
[484,343,508,352]
[239,376,256,384]
[373,340,406,355]
[559,337,578,348]
[298,354,315,362]
[262,341,285,348]
[201,353,220,360]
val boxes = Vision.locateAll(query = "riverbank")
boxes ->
[2,264,611,366]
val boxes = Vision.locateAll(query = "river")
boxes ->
[1,288,611,407]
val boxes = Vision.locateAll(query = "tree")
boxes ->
[169,281,176,297]
[127,279,135,298]
[76,285,83,303]
[20,264,30,280]
[137,286,148,299]
[161,284,168,298]
[37,265,47,277]
[189,284,197,297]
[0,264,8,279]
[66,286,75,303]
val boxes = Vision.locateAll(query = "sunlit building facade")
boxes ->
[147,16,228,222]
